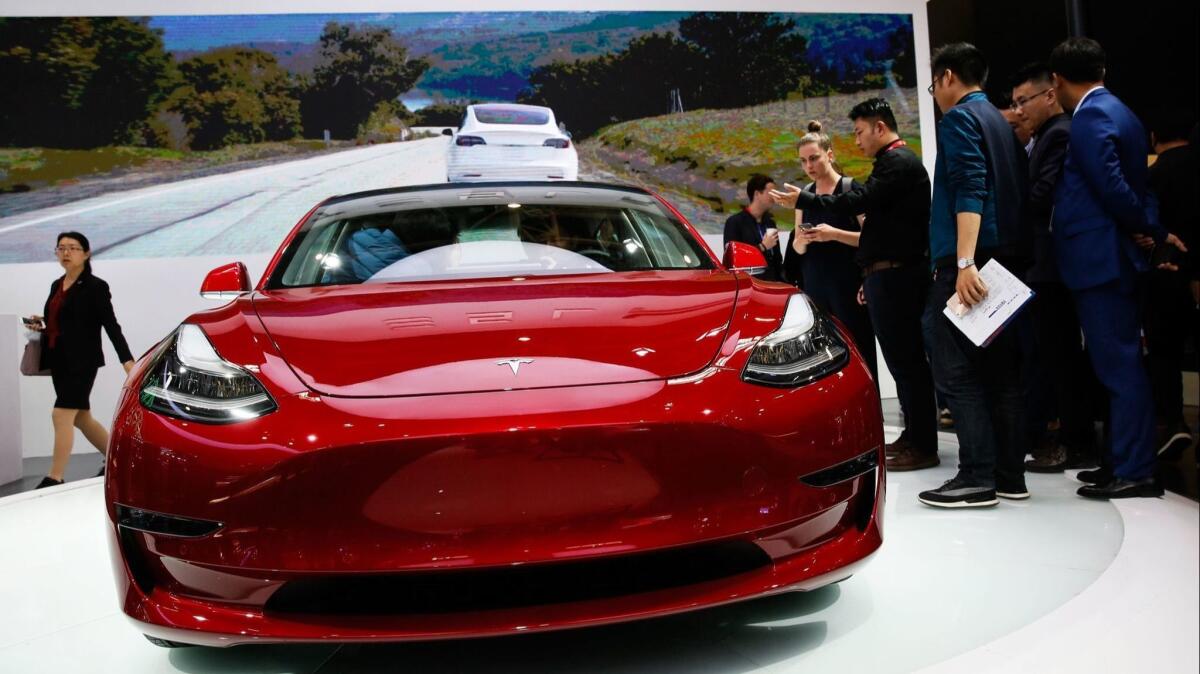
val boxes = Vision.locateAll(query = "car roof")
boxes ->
[467,103,551,112]
[322,181,654,207]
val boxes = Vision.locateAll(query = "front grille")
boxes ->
[264,540,771,616]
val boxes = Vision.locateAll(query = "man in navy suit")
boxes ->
[1049,38,1188,499]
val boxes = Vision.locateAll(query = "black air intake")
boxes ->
[116,504,223,538]
[265,540,772,616]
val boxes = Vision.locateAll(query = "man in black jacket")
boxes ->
[724,174,784,282]
[1011,62,1099,473]
[772,98,938,470]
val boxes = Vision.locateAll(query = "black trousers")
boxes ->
[1143,269,1196,426]
[863,265,937,453]
[804,270,879,386]
[1030,281,1098,453]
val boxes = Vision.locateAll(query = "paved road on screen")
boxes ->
[0,137,454,264]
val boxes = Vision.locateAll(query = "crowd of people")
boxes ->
[725,37,1197,508]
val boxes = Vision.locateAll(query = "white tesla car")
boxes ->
[446,104,579,182]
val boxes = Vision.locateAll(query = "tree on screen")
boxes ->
[300,22,429,139]
[0,17,174,148]
[171,47,301,150]
[677,12,808,109]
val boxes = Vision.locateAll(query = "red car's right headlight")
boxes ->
[138,324,277,424]
[742,294,849,387]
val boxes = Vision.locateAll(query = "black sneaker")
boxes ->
[1157,423,1193,462]
[35,476,64,489]
[996,479,1030,500]
[938,408,954,430]
[918,477,998,509]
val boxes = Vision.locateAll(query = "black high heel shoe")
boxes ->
[35,476,64,489]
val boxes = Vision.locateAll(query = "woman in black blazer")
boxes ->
[26,231,134,489]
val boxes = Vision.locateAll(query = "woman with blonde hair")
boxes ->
[784,120,878,382]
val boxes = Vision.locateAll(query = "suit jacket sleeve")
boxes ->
[1029,125,1069,218]
[1070,105,1163,240]
[96,280,134,363]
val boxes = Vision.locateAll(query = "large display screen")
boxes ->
[0,10,921,262]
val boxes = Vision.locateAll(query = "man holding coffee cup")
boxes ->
[724,174,785,282]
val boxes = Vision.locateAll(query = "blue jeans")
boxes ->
[863,265,937,452]
[922,270,1027,487]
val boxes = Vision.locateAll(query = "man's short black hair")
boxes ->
[1049,38,1105,84]
[848,97,898,133]
[931,42,988,87]
[1012,62,1053,89]
[746,174,774,201]
[1148,107,1196,144]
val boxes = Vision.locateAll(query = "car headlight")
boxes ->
[742,294,849,387]
[139,324,277,423]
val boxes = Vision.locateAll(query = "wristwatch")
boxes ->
[956,257,975,270]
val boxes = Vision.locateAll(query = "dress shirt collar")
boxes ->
[1076,85,1105,111]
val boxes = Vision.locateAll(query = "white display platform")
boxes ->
[0,428,1196,673]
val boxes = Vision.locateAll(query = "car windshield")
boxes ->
[270,190,713,287]
[473,107,550,125]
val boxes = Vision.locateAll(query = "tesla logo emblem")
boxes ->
[497,358,533,375]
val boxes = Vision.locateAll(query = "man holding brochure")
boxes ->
[919,43,1031,509]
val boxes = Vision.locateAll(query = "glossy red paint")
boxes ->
[107,183,885,647]
[721,241,768,271]
[199,262,251,297]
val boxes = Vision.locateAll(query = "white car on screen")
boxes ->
[446,103,579,182]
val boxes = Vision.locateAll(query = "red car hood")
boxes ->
[253,271,739,397]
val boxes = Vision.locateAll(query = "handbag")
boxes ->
[20,337,50,376]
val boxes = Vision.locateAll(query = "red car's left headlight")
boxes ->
[742,294,850,387]
[138,324,277,424]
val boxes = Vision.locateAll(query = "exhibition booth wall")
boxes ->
[0,0,936,460]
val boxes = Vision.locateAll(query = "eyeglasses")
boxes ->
[926,71,946,95]
[1009,88,1052,110]
[55,245,84,253]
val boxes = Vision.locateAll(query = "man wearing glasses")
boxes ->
[1008,63,1098,475]
[918,43,1031,509]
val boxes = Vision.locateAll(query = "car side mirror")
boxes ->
[441,128,453,136]
[200,262,252,300]
[722,241,768,274]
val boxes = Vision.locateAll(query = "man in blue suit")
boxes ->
[1049,38,1188,499]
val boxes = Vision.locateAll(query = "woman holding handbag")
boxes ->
[25,231,134,488]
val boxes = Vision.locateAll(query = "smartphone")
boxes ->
[1150,243,1181,267]
[796,222,815,232]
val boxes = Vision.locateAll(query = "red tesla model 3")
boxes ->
[106,181,884,648]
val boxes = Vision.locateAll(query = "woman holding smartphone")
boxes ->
[26,231,134,488]
[784,121,878,382]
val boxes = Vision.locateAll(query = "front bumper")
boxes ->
[107,359,883,646]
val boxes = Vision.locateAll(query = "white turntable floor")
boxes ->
[0,428,1196,674]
